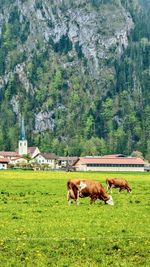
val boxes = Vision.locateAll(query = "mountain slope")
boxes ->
[0,0,149,158]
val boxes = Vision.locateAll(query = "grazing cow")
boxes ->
[106,178,132,193]
[67,179,114,205]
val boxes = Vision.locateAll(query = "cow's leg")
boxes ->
[72,186,79,205]
[67,190,72,206]
[119,187,125,193]
[67,188,78,205]
[90,195,97,204]
[90,198,94,204]
[75,190,79,205]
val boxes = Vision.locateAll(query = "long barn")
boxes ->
[73,156,145,172]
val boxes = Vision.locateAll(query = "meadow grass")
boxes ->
[0,170,150,267]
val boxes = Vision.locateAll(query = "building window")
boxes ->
[87,163,144,168]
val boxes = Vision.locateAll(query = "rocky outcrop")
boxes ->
[35,111,55,132]
[0,1,133,72]
[0,0,134,133]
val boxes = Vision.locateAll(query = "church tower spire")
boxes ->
[20,117,26,140]
[18,116,28,155]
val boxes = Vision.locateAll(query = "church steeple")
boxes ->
[20,116,26,140]
[18,116,28,155]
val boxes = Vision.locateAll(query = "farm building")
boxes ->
[57,157,78,168]
[73,156,145,172]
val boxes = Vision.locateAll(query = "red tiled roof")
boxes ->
[0,158,9,163]
[27,147,37,155]
[77,157,145,165]
[0,151,19,157]
[11,156,26,161]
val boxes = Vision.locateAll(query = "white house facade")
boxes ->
[10,157,28,165]
[32,153,58,169]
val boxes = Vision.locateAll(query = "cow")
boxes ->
[67,179,114,205]
[106,178,132,193]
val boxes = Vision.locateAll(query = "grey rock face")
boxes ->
[0,0,134,133]
[35,111,55,132]
[1,0,133,72]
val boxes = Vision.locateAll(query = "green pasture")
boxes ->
[0,170,150,267]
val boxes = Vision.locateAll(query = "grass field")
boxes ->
[0,170,150,267]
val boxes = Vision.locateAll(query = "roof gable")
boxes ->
[27,147,38,154]
[35,153,58,160]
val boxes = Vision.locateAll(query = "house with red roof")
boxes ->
[0,158,9,169]
[73,156,145,172]
[0,151,19,160]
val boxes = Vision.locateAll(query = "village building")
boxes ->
[0,118,40,167]
[18,118,40,158]
[32,153,58,169]
[0,158,9,169]
[73,156,145,172]
[9,157,28,165]
[58,157,78,168]
[0,151,19,160]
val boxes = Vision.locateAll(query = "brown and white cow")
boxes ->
[106,178,132,193]
[67,179,114,205]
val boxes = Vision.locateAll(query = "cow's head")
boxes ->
[128,188,132,193]
[106,195,114,205]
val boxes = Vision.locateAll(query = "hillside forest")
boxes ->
[0,0,150,159]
